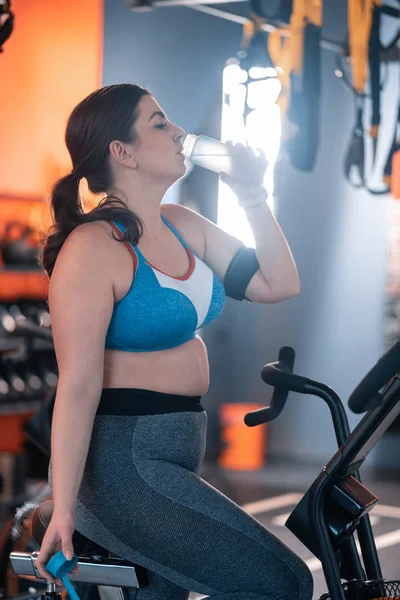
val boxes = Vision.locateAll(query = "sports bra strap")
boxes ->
[108,214,193,264]
[108,221,138,274]
[161,214,189,248]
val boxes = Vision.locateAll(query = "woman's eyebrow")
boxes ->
[148,111,166,122]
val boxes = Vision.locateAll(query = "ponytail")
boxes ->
[51,172,83,229]
[40,173,143,279]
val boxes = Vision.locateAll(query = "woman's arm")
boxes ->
[48,223,115,516]
[240,199,300,302]
[50,381,104,517]
[161,200,300,304]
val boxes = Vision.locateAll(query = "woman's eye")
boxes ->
[155,123,167,129]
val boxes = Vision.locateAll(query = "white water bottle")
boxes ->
[182,134,265,187]
[182,134,233,176]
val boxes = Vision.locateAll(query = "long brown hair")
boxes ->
[40,83,150,278]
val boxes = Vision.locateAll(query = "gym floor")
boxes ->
[198,461,400,600]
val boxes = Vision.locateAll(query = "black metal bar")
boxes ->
[304,382,383,581]
[309,474,347,600]
[304,382,350,446]
[304,382,365,581]
[357,516,383,580]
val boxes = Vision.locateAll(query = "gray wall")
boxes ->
[103,0,399,468]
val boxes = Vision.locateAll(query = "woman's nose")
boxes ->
[174,125,186,140]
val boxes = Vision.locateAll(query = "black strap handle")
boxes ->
[348,340,400,413]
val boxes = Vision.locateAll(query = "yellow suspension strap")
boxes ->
[368,3,400,194]
[287,0,306,77]
[285,0,322,171]
[380,11,400,193]
[246,0,322,171]
[268,0,320,161]
[342,0,377,187]
[348,0,375,95]
[247,0,303,142]
[240,11,268,52]
[247,0,300,137]
[240,18,256,52]
[344,0,400,192]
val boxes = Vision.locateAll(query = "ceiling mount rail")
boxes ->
[188,4,343,52]
[131,0,400,56]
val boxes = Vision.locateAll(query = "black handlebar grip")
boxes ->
[261,350,309,393]
[261,346,295,386]
[244,387,291,426]
[245,346,295,427]
[279,345,295,370]
[348,340,400,414]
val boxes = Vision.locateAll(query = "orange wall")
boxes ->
[0,0,103,199]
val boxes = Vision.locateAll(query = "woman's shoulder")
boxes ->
[53,220,130,303]
[56,220,126,275]
[65,220,118,248]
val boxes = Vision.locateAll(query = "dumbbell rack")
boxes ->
[0,290,56,518]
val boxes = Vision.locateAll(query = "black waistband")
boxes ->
[96,388,204,416]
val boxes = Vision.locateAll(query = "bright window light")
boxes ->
[218,59,282,248]
[248,66,277,80]
[247,78,281,109]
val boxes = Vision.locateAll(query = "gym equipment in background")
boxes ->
[337,0,400,193]
[0,222,41,268]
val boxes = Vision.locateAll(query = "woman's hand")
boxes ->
[35,513,79,585]
[220,142,268,208]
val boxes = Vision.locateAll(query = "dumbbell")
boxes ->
[0,304,17,334]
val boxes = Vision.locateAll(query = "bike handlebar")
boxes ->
[261,356,310,394]
[244,346,296,426]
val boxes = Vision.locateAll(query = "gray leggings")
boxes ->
[49,393,313,600]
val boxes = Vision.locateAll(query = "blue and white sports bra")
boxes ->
[104,214,226,352]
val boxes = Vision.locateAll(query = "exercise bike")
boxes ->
[245,344,400,600]
[7,340,400,600]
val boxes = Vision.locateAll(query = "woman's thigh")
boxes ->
[130,453,313,600]
[75,412,313,600]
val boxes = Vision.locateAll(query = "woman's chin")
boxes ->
[158,160,187,185]
[173,161,188,179]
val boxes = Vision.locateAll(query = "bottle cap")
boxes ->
[181,134,197,159]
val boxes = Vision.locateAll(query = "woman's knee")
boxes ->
[294,560,314,600]
[266,552,313,600]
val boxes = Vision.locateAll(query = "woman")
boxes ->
[35,83,313,600]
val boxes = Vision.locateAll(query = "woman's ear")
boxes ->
[109,140,138,169]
